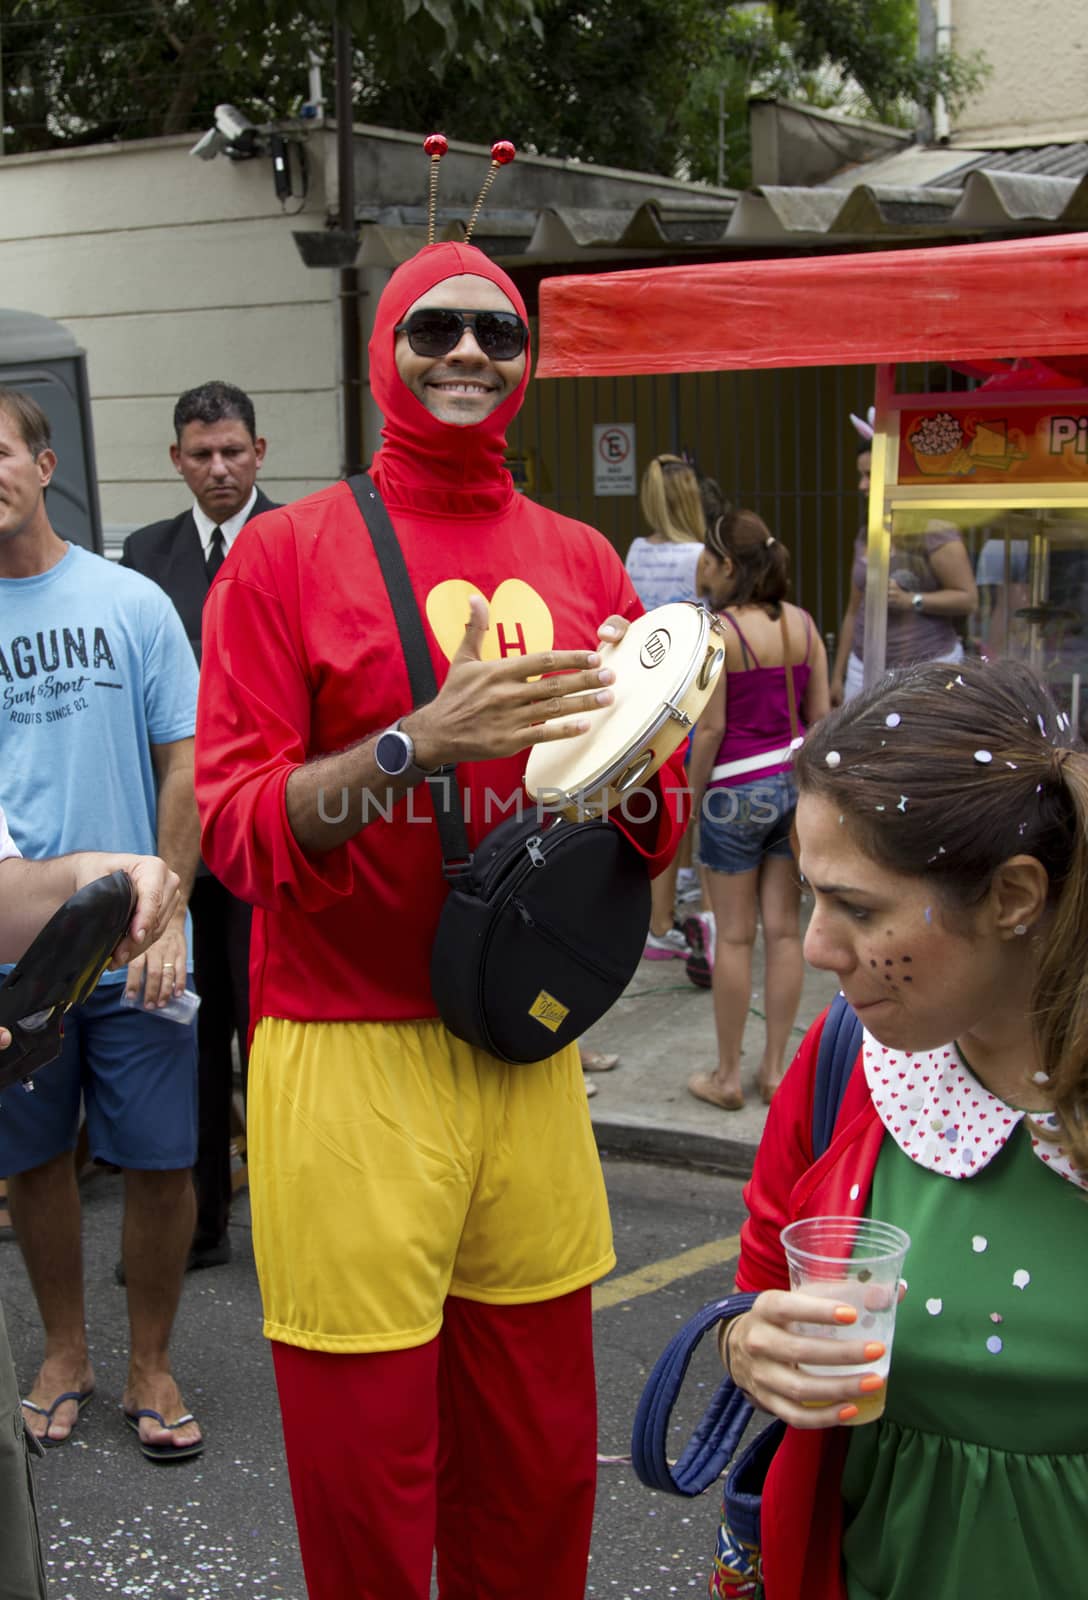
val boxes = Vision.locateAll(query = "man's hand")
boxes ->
[123,914,188,1008]
[406,595,618,768]
[72,852,182,970]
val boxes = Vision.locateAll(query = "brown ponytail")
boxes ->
[706,509,791,612]
[1033,752,1088,1172]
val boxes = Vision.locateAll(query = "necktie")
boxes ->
[206,526,226,582]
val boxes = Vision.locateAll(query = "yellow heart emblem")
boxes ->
[425,579,554,667]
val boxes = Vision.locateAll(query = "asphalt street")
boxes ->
[1,1156,751,1599]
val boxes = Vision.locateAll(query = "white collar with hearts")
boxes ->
[862,1032,1087,1192]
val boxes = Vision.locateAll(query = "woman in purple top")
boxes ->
[829,441,978,705]
[685,511,830,1111]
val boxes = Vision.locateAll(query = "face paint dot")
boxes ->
[1032,1070,1048,1085]
[1005,761,1018,769]
[902,955,912,962]
[972,1235,988,1253]
[885,712,901,728]
[875,804,886,812]
[903,975,912,982]
[924,906,933,924]
[838,814,845,825]
[1013,1269,1030,1290]
[990,1312,1003,1324]
[925,1298,942,1316]
[825,751,841,768]
[849,1183,860,1200]
[897,795,908,812]
[974,749,993,765]
[986,1335,1003,1355]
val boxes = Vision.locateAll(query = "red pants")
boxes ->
[272,1288,598,1599]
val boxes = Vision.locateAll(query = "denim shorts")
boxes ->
[698,770,797,876]
[0,977,198,1175]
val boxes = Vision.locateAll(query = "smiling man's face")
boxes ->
[394,273,527,426]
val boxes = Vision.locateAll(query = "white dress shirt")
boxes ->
[192,487,258,563]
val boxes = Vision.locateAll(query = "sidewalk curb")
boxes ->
[590,1112,757,1180]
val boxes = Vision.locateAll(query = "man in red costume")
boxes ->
[194,241,685,1598]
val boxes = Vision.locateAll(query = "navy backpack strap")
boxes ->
[812,992,863,1159]
[629,995,862,1497]
[630,1292,758,1496]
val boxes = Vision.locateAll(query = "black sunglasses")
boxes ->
[395,307,529,363]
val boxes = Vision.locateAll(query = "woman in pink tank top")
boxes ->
[685,511,830,1111]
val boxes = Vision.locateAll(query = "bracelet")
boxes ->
[718,1312,746,1383]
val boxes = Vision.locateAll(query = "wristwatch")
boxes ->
[911,592,925,612]
[374,719,428,783]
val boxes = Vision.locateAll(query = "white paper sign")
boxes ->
[593,423,636,496]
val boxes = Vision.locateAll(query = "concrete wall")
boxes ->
[951,0,1088,144]
[0,134,342,538]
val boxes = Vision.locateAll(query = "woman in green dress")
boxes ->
[715,656,1088,1600]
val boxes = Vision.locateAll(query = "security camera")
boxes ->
[215,104,259,158]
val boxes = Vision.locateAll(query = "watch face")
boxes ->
[375,729,411,776]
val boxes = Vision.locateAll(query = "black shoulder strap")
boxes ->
[345,472,470,872]
[812,991,863,1157]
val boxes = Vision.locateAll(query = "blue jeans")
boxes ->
[698,771,797,875]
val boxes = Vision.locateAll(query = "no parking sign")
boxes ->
[593,422,636,496]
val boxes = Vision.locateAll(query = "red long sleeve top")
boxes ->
[194,242,686,1025]
[735,1009,881,1600]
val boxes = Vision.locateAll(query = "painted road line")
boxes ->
[592,1233,741,1312]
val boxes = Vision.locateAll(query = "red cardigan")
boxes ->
[734,1008,885,1600]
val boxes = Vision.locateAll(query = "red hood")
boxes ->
[368,242,529,513]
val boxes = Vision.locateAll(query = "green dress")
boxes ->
[841,1126,1088,1599]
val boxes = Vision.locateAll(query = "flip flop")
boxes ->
[123,1407,205,1463]
[21,1387,94,1447]
[580,1051,620,1072]
[687,1071,745,1112]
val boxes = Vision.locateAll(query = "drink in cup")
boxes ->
[780,1216,910,1426]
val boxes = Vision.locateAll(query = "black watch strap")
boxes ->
[346,473,470,873]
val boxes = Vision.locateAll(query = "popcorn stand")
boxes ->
[536,232,1088,729]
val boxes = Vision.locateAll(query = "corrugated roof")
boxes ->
[356,137,1088,266]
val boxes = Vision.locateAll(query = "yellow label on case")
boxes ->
[528,990,570,1032]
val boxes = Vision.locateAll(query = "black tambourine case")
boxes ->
[0,869,136,1092]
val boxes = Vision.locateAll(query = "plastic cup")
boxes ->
[780,1216,910,1425]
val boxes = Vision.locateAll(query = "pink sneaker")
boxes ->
[642,927,690,961]
[682,912,716,989]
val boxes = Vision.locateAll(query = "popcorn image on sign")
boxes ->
[907,412,972,476]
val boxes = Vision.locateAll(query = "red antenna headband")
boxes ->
[422,135,517,246]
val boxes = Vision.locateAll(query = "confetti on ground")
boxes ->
[1013,1269,1031,1290]
[925,1298,942,1316]
[986,1335,1003,1355]
[972,1236,988,1253]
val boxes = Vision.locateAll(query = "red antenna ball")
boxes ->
[424,133,449,157]
[491,141,516,166]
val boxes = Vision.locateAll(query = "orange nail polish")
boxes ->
[858,1375,885,1394]
[863,1342,886,1361]
[834,1305,858,1325]
[838,1404,859,1422]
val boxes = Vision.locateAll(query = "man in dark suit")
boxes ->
[121,380,278,1270]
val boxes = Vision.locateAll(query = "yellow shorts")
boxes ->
[247,1017,616,1353]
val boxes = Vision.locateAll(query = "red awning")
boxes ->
[535,232,1088,378]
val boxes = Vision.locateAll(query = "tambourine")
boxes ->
[525,602,725,818]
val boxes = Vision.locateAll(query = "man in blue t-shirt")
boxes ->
[0,388,204,1463]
